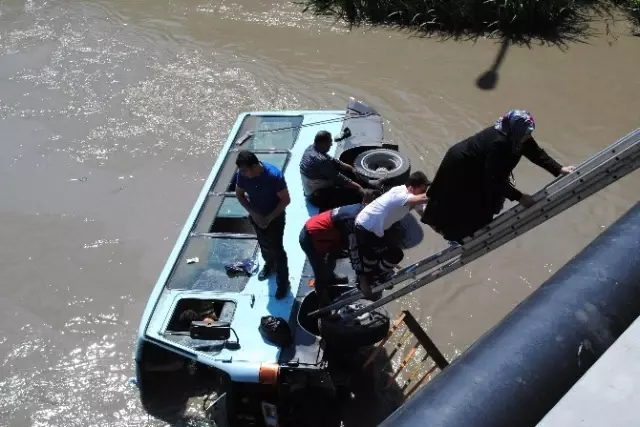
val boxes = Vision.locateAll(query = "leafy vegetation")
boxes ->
[627,0,640,26]
[302,0,640,40]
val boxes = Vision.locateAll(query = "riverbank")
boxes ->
[303,0,640,41]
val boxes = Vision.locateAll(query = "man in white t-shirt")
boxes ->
[353,171,430,295]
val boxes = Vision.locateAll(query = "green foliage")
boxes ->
[303,0,640,40]
[628,0,640,26]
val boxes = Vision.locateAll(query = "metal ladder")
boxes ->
[309,128,640,319]
[362,310,449,400]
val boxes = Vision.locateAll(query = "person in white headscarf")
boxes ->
[421,109,575,243]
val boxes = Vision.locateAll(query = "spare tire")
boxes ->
[354,148,411,187]
[319,299,390,348]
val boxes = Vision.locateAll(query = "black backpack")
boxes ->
[259,316,293,348]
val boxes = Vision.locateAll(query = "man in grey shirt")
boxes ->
[300,130,379,212]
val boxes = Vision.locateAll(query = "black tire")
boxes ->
[319,299,390,348]
[136,342,189,413]
[136,361,190,416]
[354,148,411,187]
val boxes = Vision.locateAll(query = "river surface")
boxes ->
[0,0,638,425]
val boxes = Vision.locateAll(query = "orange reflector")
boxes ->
[259,362,280,385]
[308,279,315,287]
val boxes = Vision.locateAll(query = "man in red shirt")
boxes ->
[300,189,380,308]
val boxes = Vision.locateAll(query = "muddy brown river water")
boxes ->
[0,0,639,425]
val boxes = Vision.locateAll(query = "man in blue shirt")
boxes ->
[235,150,291,299]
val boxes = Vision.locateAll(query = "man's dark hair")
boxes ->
[362,189,382,204]
[236,150,260,168]
[314,130,332,145]
[406,171,430,188]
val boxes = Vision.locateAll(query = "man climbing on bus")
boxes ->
[300,130,382,212]
[355,171,430,254]
[350,171,429,297]
[421,109,576,243]
[299,189,381,309]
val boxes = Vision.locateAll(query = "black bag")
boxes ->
[259,316,293,348]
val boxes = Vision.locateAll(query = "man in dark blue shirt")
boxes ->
[235,150,291,299]
[300,130,382,212]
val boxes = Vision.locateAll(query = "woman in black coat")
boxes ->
[421,110,575,243]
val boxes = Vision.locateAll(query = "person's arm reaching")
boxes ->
[522,138,575,176]
[407,193,428,207]
[413,202,428,216]
[404,193,428,215]
[499,180,523,202]
[334,168,363,193]
[497,181,538,208]
[505,138,575,208]
[345,179,364,193]
[319,156,363,192]
[333,157,356,173]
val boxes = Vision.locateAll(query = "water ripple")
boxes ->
[2,22,56,54]
[199,1,350,33]
[2,1,304,166]
[0,324,154,427]
[83,238,121,249]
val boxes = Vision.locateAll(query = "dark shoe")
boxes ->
[258,265,272,281]
[275,284,289,300]
[333,249,350,259]
[376,271,396,290]
[319,311,341,322]
[332,274,349,285]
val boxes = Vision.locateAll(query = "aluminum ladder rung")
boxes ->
[308,129,640,318]
[333,243,464,303]
[346,152,639,318]
[346,129,640,302]
[332,131,640,305]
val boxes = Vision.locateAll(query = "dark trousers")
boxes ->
[355,225,389,253]
[308,187,363,213]
[251,213,289,287]
[299,227,336,308]
[354,224,390,277]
